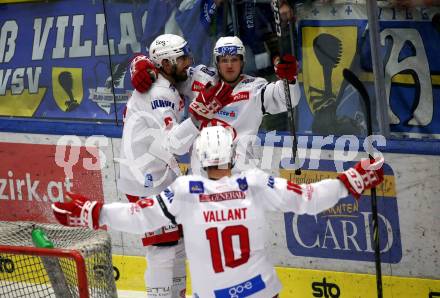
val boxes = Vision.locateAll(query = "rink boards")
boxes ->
[112,254,440,297]
[0,132,439,297]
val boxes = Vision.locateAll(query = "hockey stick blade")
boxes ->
[342,68,372,136]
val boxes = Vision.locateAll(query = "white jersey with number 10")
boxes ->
[100,168,348,297]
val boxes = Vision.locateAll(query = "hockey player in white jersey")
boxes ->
[52,126,384,298]
[131,35,300,139]
[119,34,232,298]
[188,36,300,139]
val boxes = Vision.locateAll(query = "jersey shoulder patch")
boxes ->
[192,65,218,80]
[200,66,216,77]
[189,180,204,194]
[236,177,248,191]
[240,77,256,84]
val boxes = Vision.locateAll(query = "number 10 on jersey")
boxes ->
[205,225,250,273]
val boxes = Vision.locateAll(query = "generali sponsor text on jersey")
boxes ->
[199,190,245,202]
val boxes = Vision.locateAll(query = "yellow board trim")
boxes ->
[112,255,440,297]
[113,255,147,291]
[279,169,396,197]
[1,251,437,296]
[178,164,397,197]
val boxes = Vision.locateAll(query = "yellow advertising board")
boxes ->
[112,255,440,298]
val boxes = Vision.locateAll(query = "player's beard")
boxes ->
[171,65,188,82]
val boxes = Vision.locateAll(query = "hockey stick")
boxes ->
[342,68,383,298]
[271,0,301,175]
[230,0,239,36]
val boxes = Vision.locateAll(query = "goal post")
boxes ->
[0,245,89,297]
[0,221,117,298]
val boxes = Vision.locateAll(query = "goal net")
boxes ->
[0,221,117,298]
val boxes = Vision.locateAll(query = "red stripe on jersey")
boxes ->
[141,229,182,246]
[287,181,303,195]
[126,194,139,203]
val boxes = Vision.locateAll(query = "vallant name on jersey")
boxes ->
[203,207,248,223]
[199,191,247,223]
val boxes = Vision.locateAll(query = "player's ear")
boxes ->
[161,59,171,73]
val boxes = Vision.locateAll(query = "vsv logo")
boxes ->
[214,274,266,298]
[312,278,340,298]
[236,177,248,191]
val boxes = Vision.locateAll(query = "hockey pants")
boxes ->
[145,239,186,298]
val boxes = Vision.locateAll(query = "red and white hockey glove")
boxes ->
[274,54,298,83]
[338,158,385,199]
[130,54,158,93]
[51,193,103,229]
[189,81,233,123]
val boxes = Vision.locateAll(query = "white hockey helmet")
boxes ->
[149,34,191,68]
[195,126,235,168]
[213,36,246,63]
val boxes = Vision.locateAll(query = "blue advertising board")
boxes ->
[284,159,402,263]
[296,4,440,138]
